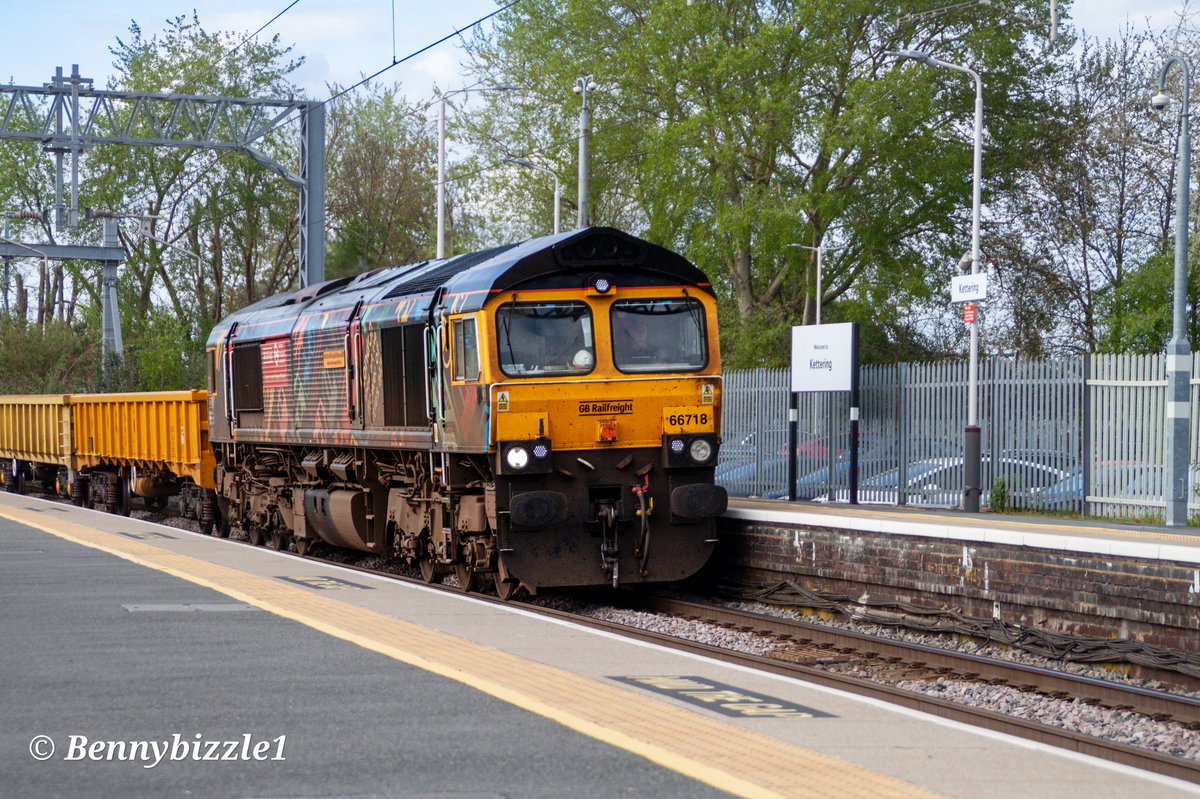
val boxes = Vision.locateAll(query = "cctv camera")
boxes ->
[1150,92,1171,112]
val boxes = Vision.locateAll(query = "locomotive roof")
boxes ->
[206,227,712,346]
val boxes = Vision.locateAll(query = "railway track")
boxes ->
[15,491,1200,784]
[621,594,1200,727]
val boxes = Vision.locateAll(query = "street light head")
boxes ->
[572,84,582,95]
[587,81,598,91]
[889,49,934,65]
[1150,91,1171,112]
[505,157,535,169]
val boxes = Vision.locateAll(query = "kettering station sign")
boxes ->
[791,322,856,393]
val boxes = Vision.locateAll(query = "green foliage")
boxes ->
[990,478,1008,512]
[325,83,437,277]
[465,0,1061,363]
[0,318,100,393]
[1095,244,1200,354]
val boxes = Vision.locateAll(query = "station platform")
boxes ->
[721,499,1200,654]
[726,498,1200,565]
[1,491,1196,799]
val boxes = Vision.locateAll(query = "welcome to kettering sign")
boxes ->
[790,322,858,393]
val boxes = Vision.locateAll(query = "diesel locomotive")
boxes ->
[207,226,727,596]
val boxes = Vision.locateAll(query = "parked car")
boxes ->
[1036,462,1163,512]
[716,432,885,499]
[818,455,1071,509]
[717,433,959,500]
[792,433,960,500]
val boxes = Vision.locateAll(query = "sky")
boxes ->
[0,1,1195,109]
[0,0,500,103]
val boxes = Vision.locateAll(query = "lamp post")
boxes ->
[437,84,520,259]
[505,157,561,234]
[1151,57,1193,528]
[889,48,985,513]
[573,75,599,228]
[788,242,842,325]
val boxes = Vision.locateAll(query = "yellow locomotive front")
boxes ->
[467,275,726,593]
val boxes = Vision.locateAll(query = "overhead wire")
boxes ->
[218,0,305,66]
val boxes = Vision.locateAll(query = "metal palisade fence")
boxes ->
[717,355,1194,520]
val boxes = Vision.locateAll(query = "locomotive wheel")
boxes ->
[294,537,312,557]
[216,515,231,538]
[455,563,478,593]
[201,516,215,537]
[248,526,265,547]
[268,530,287,551]
[494,578,520,602]
[419,558,442,584]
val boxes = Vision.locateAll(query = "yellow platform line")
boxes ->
[0,504,944,799]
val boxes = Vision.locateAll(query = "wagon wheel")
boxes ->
[268,530,287,551]
[116,471,132,517]
[494,578,520,602]
[248,526,265,547]
[419,558,442,584]
[455,563,478,593]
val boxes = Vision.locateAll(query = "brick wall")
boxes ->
[716,519,1200,654]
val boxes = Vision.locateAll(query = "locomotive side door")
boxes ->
[345,300,365,429]
[426,288,449,446]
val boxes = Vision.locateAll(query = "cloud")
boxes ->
[413,51,463,93]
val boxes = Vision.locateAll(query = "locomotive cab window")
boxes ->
[452,316,481,382]
[612,299,707,373]
[497,302,595,377]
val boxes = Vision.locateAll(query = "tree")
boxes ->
[325,83,437,277]
[0,13,308,390]
[464,0,1061,365]
[987,27,1172,355]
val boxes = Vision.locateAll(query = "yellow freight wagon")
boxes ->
[71,391,218,521]
[0,394,73,494]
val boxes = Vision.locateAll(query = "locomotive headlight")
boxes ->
[532,443,549,459]
[688,438,714,464]
[505,446,531,471]
[669,438,686,454]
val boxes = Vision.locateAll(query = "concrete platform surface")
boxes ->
[1,492,1197,799]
